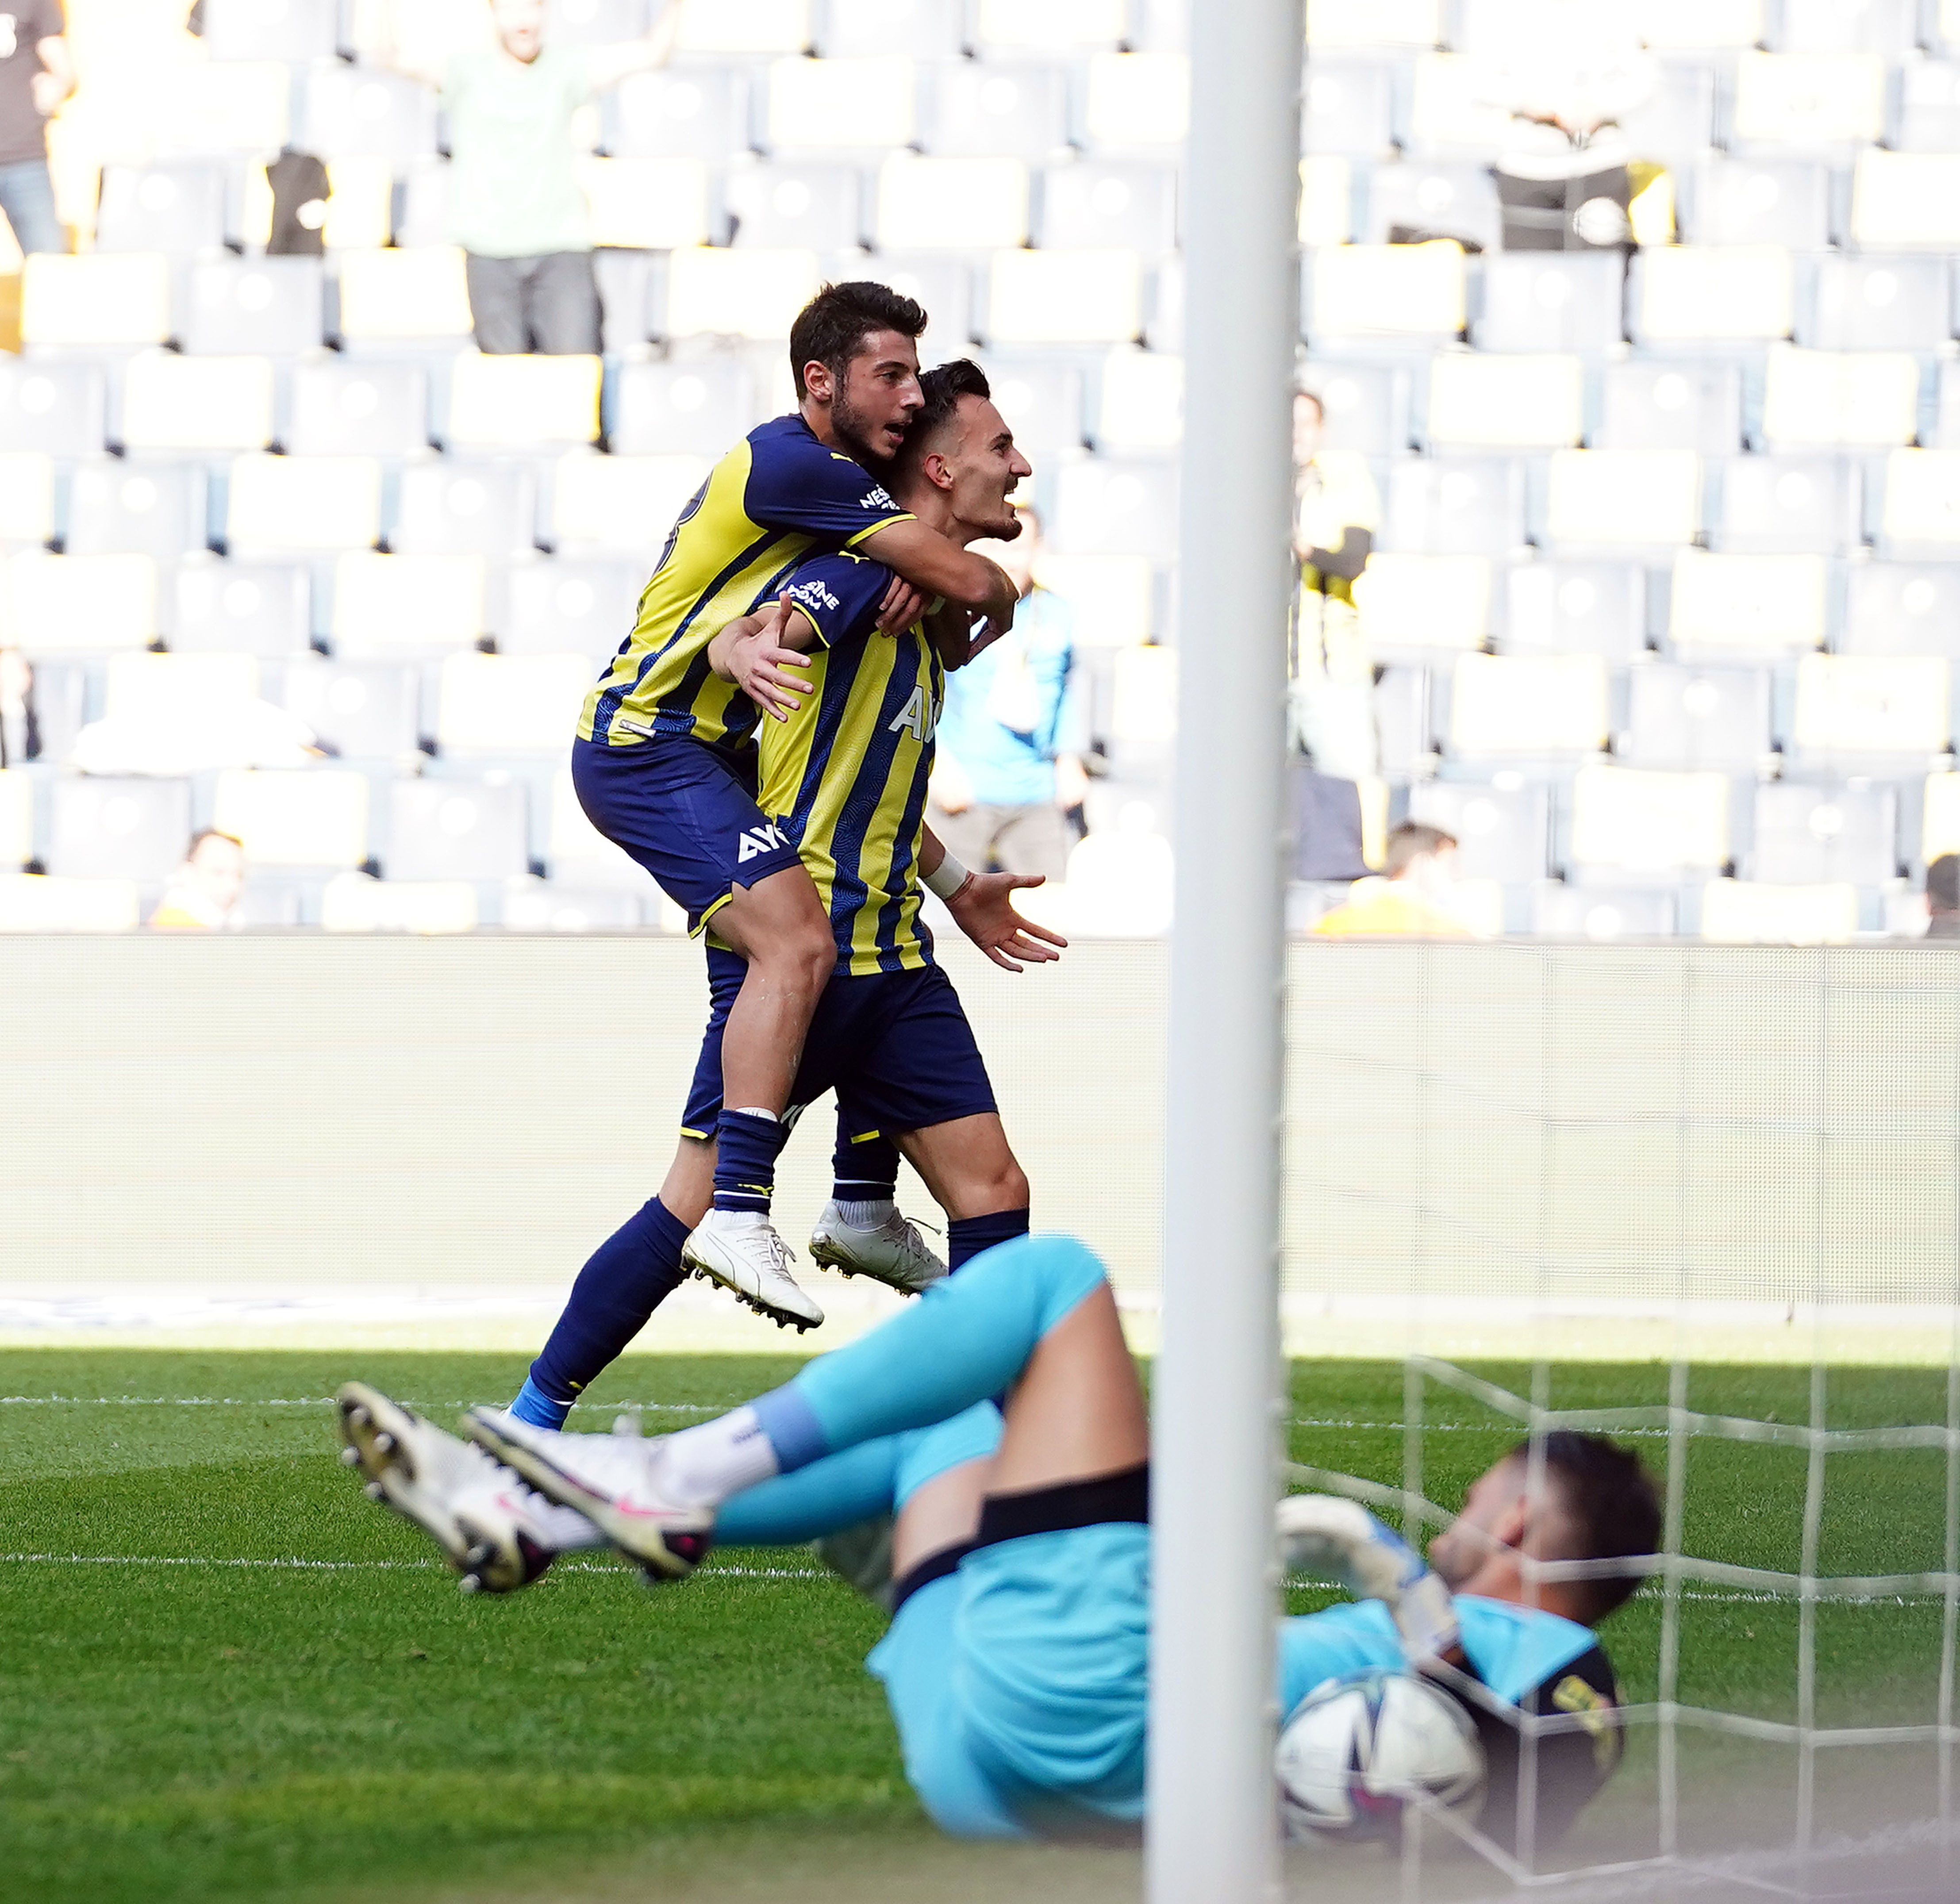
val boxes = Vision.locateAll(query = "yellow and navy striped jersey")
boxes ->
[755,549,945,978]
[580,414,914,757]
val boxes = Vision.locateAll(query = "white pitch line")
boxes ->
[0,1551,826,1580]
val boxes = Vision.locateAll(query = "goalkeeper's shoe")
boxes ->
[462,1407,714,1583]
[807,1200,947,1296]
[682,1210,824,1333]
[1276,1493,1461,1662]
[336,1382,556,1595]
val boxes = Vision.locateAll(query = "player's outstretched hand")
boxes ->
[1277,1494,1461,1664]
[946,870,1068,973]
[726,596,812,722]
[875,573,928,635]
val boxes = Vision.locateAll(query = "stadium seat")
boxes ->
[1621,664,1773,769]
[303,64,439,161]
[673,0,808,52]
[875,154,1029,250]
[981,357,1086,455]
[1712,454,1859,556]
[609,357,757,457]
[95,162,229,255]
[1776,0,1914,52]
[46,776,191,883]
[1687,159,1829,250]
[920,63,1070,158]
[387,776,529,879]
[1730,53,1886,149]
[67,461,208,561]
[283,653,420,759]
[1404,779,1548,883]
[502,879,648,932]
[605,69,749,161]
[1668,549,1828,653]
[198,0,339,60]
[548,764,644,886]
[0,452,52,545]
[1305,0,1439,46]
[1544,449,1700,551]
[287,358,431,458]
[0,360,104,458]
[1850,154,1960,250]
[321,871,477,933]
[1047,458,1176,557]
[21,254,170,350]
[1569,764,1730,880]
[336,248,473,343]
[1631,248,1794,345]
[1530,883,1678,939]
[1895,61,1960,154]
[392,462,536,560]
[1760,346,1918,449]
[1363,163,1502,256]
[820,0,963,57]
[725,161,864,250]
[1299,157,1353,248]
[1792,655,1950,758]
[181,258,325,357]
[987,250,1143,345]
[1924,773,1960,861]
[500,559,642,658]
[1700,878,1857,944]
[1038,162,1178,255]
[317,159,397,252]
[1308,244,1467,351]
[156,60,292,154]
[1471,253,1626,356]
[1424,354,1583,451]
[1447,653,1609,758]
[1617,57,1718,171]
[1374,665,1430,778]
[1801,257,1951,354]
[765,54,915,150]
[447,355,601,450]
[1351,553,1492,654]
[1841,564,1960,657]
[227,455,382,557]
[173,561,311,655]
[1881,449,1960,556]
[850,256,973,361]
[1751,782,1897,884]
[1298,361,1406,458]
[1108,643,1175,756]
[1635,0,1762,49]
[0,874,140,931]
[975,0,1123,50]
[553,454,708,558]
[1302,59,1394,157]
[1596,362,1742,454]
[1383,457,1524,553]
[0,769,28,868]
[594,250,659,356]
[331,552,487,655]
[1094,349,1182,452]
[1084,52,1188,150]
[436,653,591,753]
[120,353,274,454]
[102,652,259,727]
[211,768,369,868]
[579,157,714,250]
[1032,553,1153,646]
[664,247,821,339]
[6,553,158,652]
[1503,564,1646,664]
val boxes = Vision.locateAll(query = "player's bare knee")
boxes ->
[979,1157,1029,1213]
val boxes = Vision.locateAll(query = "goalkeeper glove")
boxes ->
[1276,1493,1461,1663]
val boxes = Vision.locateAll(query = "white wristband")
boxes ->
[924,850,972,901]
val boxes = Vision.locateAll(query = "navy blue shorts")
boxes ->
[680,949,999,1142]
[571,733,803,935]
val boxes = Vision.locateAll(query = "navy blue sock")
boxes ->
[832,1126,900,1207]
[947,1207,1031,1271]
[712,1107,785,1214]
[513,1196,692,1428]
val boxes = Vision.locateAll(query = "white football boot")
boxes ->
[681,1209,825,1332]
[807,1200,947,1296]
[463,1407,715,1583]
[336,1382,565,1594]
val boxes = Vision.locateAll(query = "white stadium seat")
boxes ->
[336,248,473,342]
[1843,565,1960,658]
[387,776,530,877]
[212,768,370,868]
[821,0,962,57]
[1299,158,1353,247]
[321,872,477,934]
[578,157,712,250]
[200,0,338,63]
[1700,879,1856,945]
[395,462,537,560]
[1504,563,1645,663]
[1802,257,1950,354]
[1634,248,1793,344]
[1407,54,1515,157]
[920,63,1068,158]
[1384,458,1523,553]
[549,765,644,887]
[1688,159,1829,250]
[331,553,487,655]
[1714,454,1859,556]
[1041,162,1179,254]
[676,0,809,53]
[726,162,862,249]
[67,461,207,562]
[1032,554,1154,647]
[22,254,171,348]
[227,455,383,556]
[665,248,822,339]
[120,351,275,453]
[5,553,158,651]
[876,154,1029,250]
[104,652,258,723]
[1545,450,1702,550]
[47,776,190,882]
[609,358,758,458]
[0,874,140,932]
[1792,656,1950,756]
[1472,254,1626,356]
[182,257,324,356]
[1362,161,1501,253]
[1881,451,1960,554]
[1305,0,1441,48]
[553,454,709,557]
[174,560,311,656]
[1448,653,1609,757]
[1048,459,1176,557]
[1633,0,1763,48]
[96,161,229,255]
[321,157,396,250]
[0,769,30,868]
[1352,553,1492,654]
[302,64,438,161]
[1851,154,1960,250]
[448,354,601,449]
[501,558,642,659]
[0,361,104,457]
[1086,54,1188,148]
[1569,765,1730,877]
[158,60,292,152]
[988,250,1142,345]
[1668,549,1828,653]
[1731,54,1886,146]
[1095,349,1183,452]
[976,0,1123,47]
[1308,244,1466,345]
[0,453,51,545]
[288,359,430,459]
[1760,347,1918,450]
[766,55,915,148]
[1304,59,1395,157]
[1597,362,1742,454]
[1777,0,1915,54]
[606,70,748,161]
[1110,643,1176,750]
[1623,665,1773,770]
[1425,354,1583,450]
[1924,774,1960,862]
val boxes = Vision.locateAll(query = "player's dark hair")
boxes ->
[789,281,928,400]
[896,358,992,462]
[1511,1432,1661,1624]
[1929,852,1960,913]
[1295,387,1326,419]
[1384,821,1456,880]
[187,827,244,858]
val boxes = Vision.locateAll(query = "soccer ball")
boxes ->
[1276,1668,1487,1843]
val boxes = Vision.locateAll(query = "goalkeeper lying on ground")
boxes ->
[338,1236,1660,1846]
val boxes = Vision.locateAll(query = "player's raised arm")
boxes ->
[857,519,1021,634]
[923,826,1067,972]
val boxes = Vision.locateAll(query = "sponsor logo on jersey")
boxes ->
[888,685,941,744]
[737,820,790,862]
[786,577,841,615]
[859,485,898,511]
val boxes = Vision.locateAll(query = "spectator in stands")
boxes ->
[0,644,38,764]
[929,506,1088,883]
[1926,855,1960,941]
[0,0,73,255]
[1291,387,1380,784]
[377,0,684,354]
[150,829,247,932]
[1311,822,1471,939]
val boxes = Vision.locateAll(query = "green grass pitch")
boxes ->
[2,1348,1951,1904]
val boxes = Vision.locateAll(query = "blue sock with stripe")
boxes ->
[712,1106,785,1215]
[831,1125,900,1217]
[511,1196,692,1428]
[948,1206,1030,1269]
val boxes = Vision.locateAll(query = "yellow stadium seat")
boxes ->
[212,768,369,868]
[436,652,592,753]
[1306,0,1441,47]
[0,769,29,869]
[448,354,600,449]
[22,254,170,348]
[121,352,275,453]
[1637,248,1794,342]
[875,154,1029,250]
[1882,450,1960,552]
[0,453,53,545]
[1426,354,1583,450]
[676,0,811,54]
[1853,153,1960,250]
[331,552,487,655]
[1032,554,1154,646]
[1353,554,1492,652]
[1668,549,1828,652]
[1793,655,1950,755]
[1761,345,1918,449]
[1086,54,1187,147]
[0,874,140,932]
[158,60,292,152]
[324,157,395,250]
[1924,773,1960,861]
[1570,764,1730,875]
[553,453,710,555]
[1546,450,1701,549]
[767,55,916,147]
[976,0,1125,46]
[227,454,383,556]
[578,157,711,250]
[665,247,821,339]
[321,871,477,933]
[1449,653,1609,755]
[1700,878,1856,944]
[1310,244,1467,342]
[988,250,1143,345]
[105,652,258,722]
[1299,158,1353,247]
[336,247,473,341]
[1097,349,1182,451]
[1633,0,1763,47]
[1733,54,1886,145]
[5,553,157,651]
